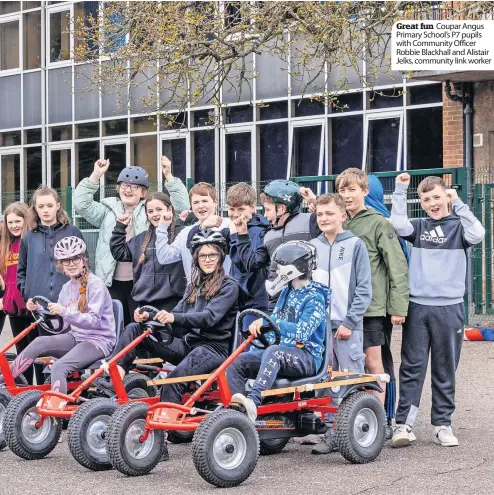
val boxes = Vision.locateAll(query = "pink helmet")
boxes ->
[54,236,87,261]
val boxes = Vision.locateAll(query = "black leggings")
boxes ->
[9,315,44,385]
[109,279,138,327]
[0,311,6,337]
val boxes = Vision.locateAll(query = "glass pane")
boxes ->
[0,2,21,14]
[130,63,157,114]
[103,119,128,136]
[193,131,215,184]
[291,126,322,177]
[368,88,403,110]
[25,147,42,191]
[259,101,287,121]
[327,59,362,91]
[366,118,400,173]
[51,148,72,189]
[101,61,128,117]
[74,1,99,57]
[131,116,156,134]
[0,75,21,129]
[0,20,20,71]
[407,84,443,105]
[75,140,100,201]
[259,123,288,182]
[131,135,157,185]
[222,53,253,103]
[407,107,443,170]
[25,128,42,144]
[293,99,325,118]
[329,116,363,174]
[1,154,21,210]
[50,125,72,141]
[159,112,187,131]
[0,131,21,147]
[225,132,251,184]
[75,63,99,121]
[23,70,42,126]
[49,10,70,63]
[225,105,252,124]
[329,92,363,114]
[23,2,42,9]
[75,122,99,139]
[23,10,41,69]
[161,138,186,183]
[48,68,73,123]
[291,36,325,96]
[104,143,127,195]
[192,109,215,128]
[256,38,288,100]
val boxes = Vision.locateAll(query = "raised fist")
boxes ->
[446,188,459,203]
[300,187,317,204]
[118,214,131,226]
[160,155,173,180]
[94,159,110,177]
[160,211,173,225]
[396,172,411,186]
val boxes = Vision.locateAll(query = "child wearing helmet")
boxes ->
[73,156,189,325]
[4,236,116,394]
[227,240,330,423]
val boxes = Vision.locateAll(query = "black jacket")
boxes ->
[172,276,239,351]
[17,222,84,302]
[109,221,187,306]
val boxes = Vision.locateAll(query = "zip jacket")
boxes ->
[2,237,28,317]
[343,208,409,317]
[391,182,485,306]
[110,221,187,305]
[17,222,84,302]
[311,231,372,331]
[73,177,190,286]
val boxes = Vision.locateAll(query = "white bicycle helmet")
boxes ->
[54,236,87,261]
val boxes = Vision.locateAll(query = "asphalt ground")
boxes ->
[0,321,492,495]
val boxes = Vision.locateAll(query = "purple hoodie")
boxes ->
[58,273,116,356]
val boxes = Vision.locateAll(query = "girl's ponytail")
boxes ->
[77,266,89,313]
[138,225,154,264]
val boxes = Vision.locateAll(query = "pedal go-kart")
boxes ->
[1,303,168,471]
[105,309,388,488]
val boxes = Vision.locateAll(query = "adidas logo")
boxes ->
[420,226,447,243]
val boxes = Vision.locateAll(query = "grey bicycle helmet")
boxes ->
[54,236,87,261]
[190,230,228,256]
[117,166,149,188]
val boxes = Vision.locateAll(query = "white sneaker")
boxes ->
[391,424,416,448]
[230,393,257,424]
[434,426,459,447]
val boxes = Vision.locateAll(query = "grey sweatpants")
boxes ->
[396,302,464,427]
[332,329,365,374]
[10,333,104,394]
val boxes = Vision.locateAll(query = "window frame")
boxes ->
[0,13,22,75]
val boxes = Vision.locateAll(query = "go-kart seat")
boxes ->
[270,324,331,389]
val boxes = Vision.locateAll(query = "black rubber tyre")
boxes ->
[106,402,165,476]
[167,429,194,444]
[14,374,29,387]
[123,373,158,398]
[3,390,62,460]
[68,399,118,471]
[192,409,259,488]
[335,391,386,464]
[0,389,13,451]
[259,437,289,456]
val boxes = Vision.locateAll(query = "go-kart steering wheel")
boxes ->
[238,308,281,350]
[31,295,65,334]
[138,305,174,345]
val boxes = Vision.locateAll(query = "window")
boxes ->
[74,1,99,58]
[259,123,288,182]
[25,147,43,191]
[258,101,288,121]
[255,38,288,100]
[131,135,157,185]
[103,119,128,136]
[50,125,73,142]
[193,131,215,184]
[0,131,21,147]
[1,154,21,210]
[329,92,363,113]
[25,128,42,144]
[75,140,100,195]
[291,36,326,96]
[293,99,325,118]
[289,123,324,177]
[131,117,156,134]
[0,19,20,71]
[329,116,363,174]
[192,109,215,128]
[23,10,41,69]
[24,70,42,126]
[161,137,187,183]
[407,84,443,105]
[0,2,21,15]
[49,9,70,63]
[368,88,403,110]
[365,114,403,172]
[225,105,253,124]
[75,122,99,139]
[48,68,73,123]
[224,131,252,184]
[75,63,99,121]
[0,75,21,129]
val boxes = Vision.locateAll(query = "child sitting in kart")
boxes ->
[227,240,330,422]
[100,230,239,404]
[4,236,116,393]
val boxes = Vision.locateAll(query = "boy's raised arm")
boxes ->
[155,222,183,265]
[448,189,485,246]
[391,173,415,239]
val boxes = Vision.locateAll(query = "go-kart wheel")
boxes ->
[3,390,62,460]
[335,391,386,464]
[106,402,165,476]
[167,429,194,444]
[13,373,29,387]
[0,389,13,451]
[192,409,259,488]
[123,372,158,399]
[259,437,289,456]
[68,399,118,471]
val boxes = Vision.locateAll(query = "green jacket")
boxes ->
[344,208,409,317]
[73,177,190,287]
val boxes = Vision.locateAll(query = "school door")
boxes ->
[47,145,74,209]
[0,149,22,211]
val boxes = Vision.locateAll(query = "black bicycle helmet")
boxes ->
[190,230,228,256]
[263,180,302,214]
[117,166,149,188]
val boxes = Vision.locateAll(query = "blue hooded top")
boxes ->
[365,175,411,263]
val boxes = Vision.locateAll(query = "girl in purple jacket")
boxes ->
[5,236,116,394]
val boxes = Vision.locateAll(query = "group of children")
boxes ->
[0,157,485,456]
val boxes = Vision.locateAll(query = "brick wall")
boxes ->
[442,82,464,168]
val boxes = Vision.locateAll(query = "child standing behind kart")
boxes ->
[0,202,37,384]
[7,237,116,394]
[73,156,189,325]
[227,241,330,422]
[310,193,372,454]
[391,174,484,448]
[17,186,84,384]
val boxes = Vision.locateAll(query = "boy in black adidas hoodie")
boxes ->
[390,173,484,448]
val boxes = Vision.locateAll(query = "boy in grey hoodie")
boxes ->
[310,193,372,454]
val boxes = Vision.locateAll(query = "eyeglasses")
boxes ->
[61,256,83,266]
[198,253,220,262]
[119,183,140,192]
